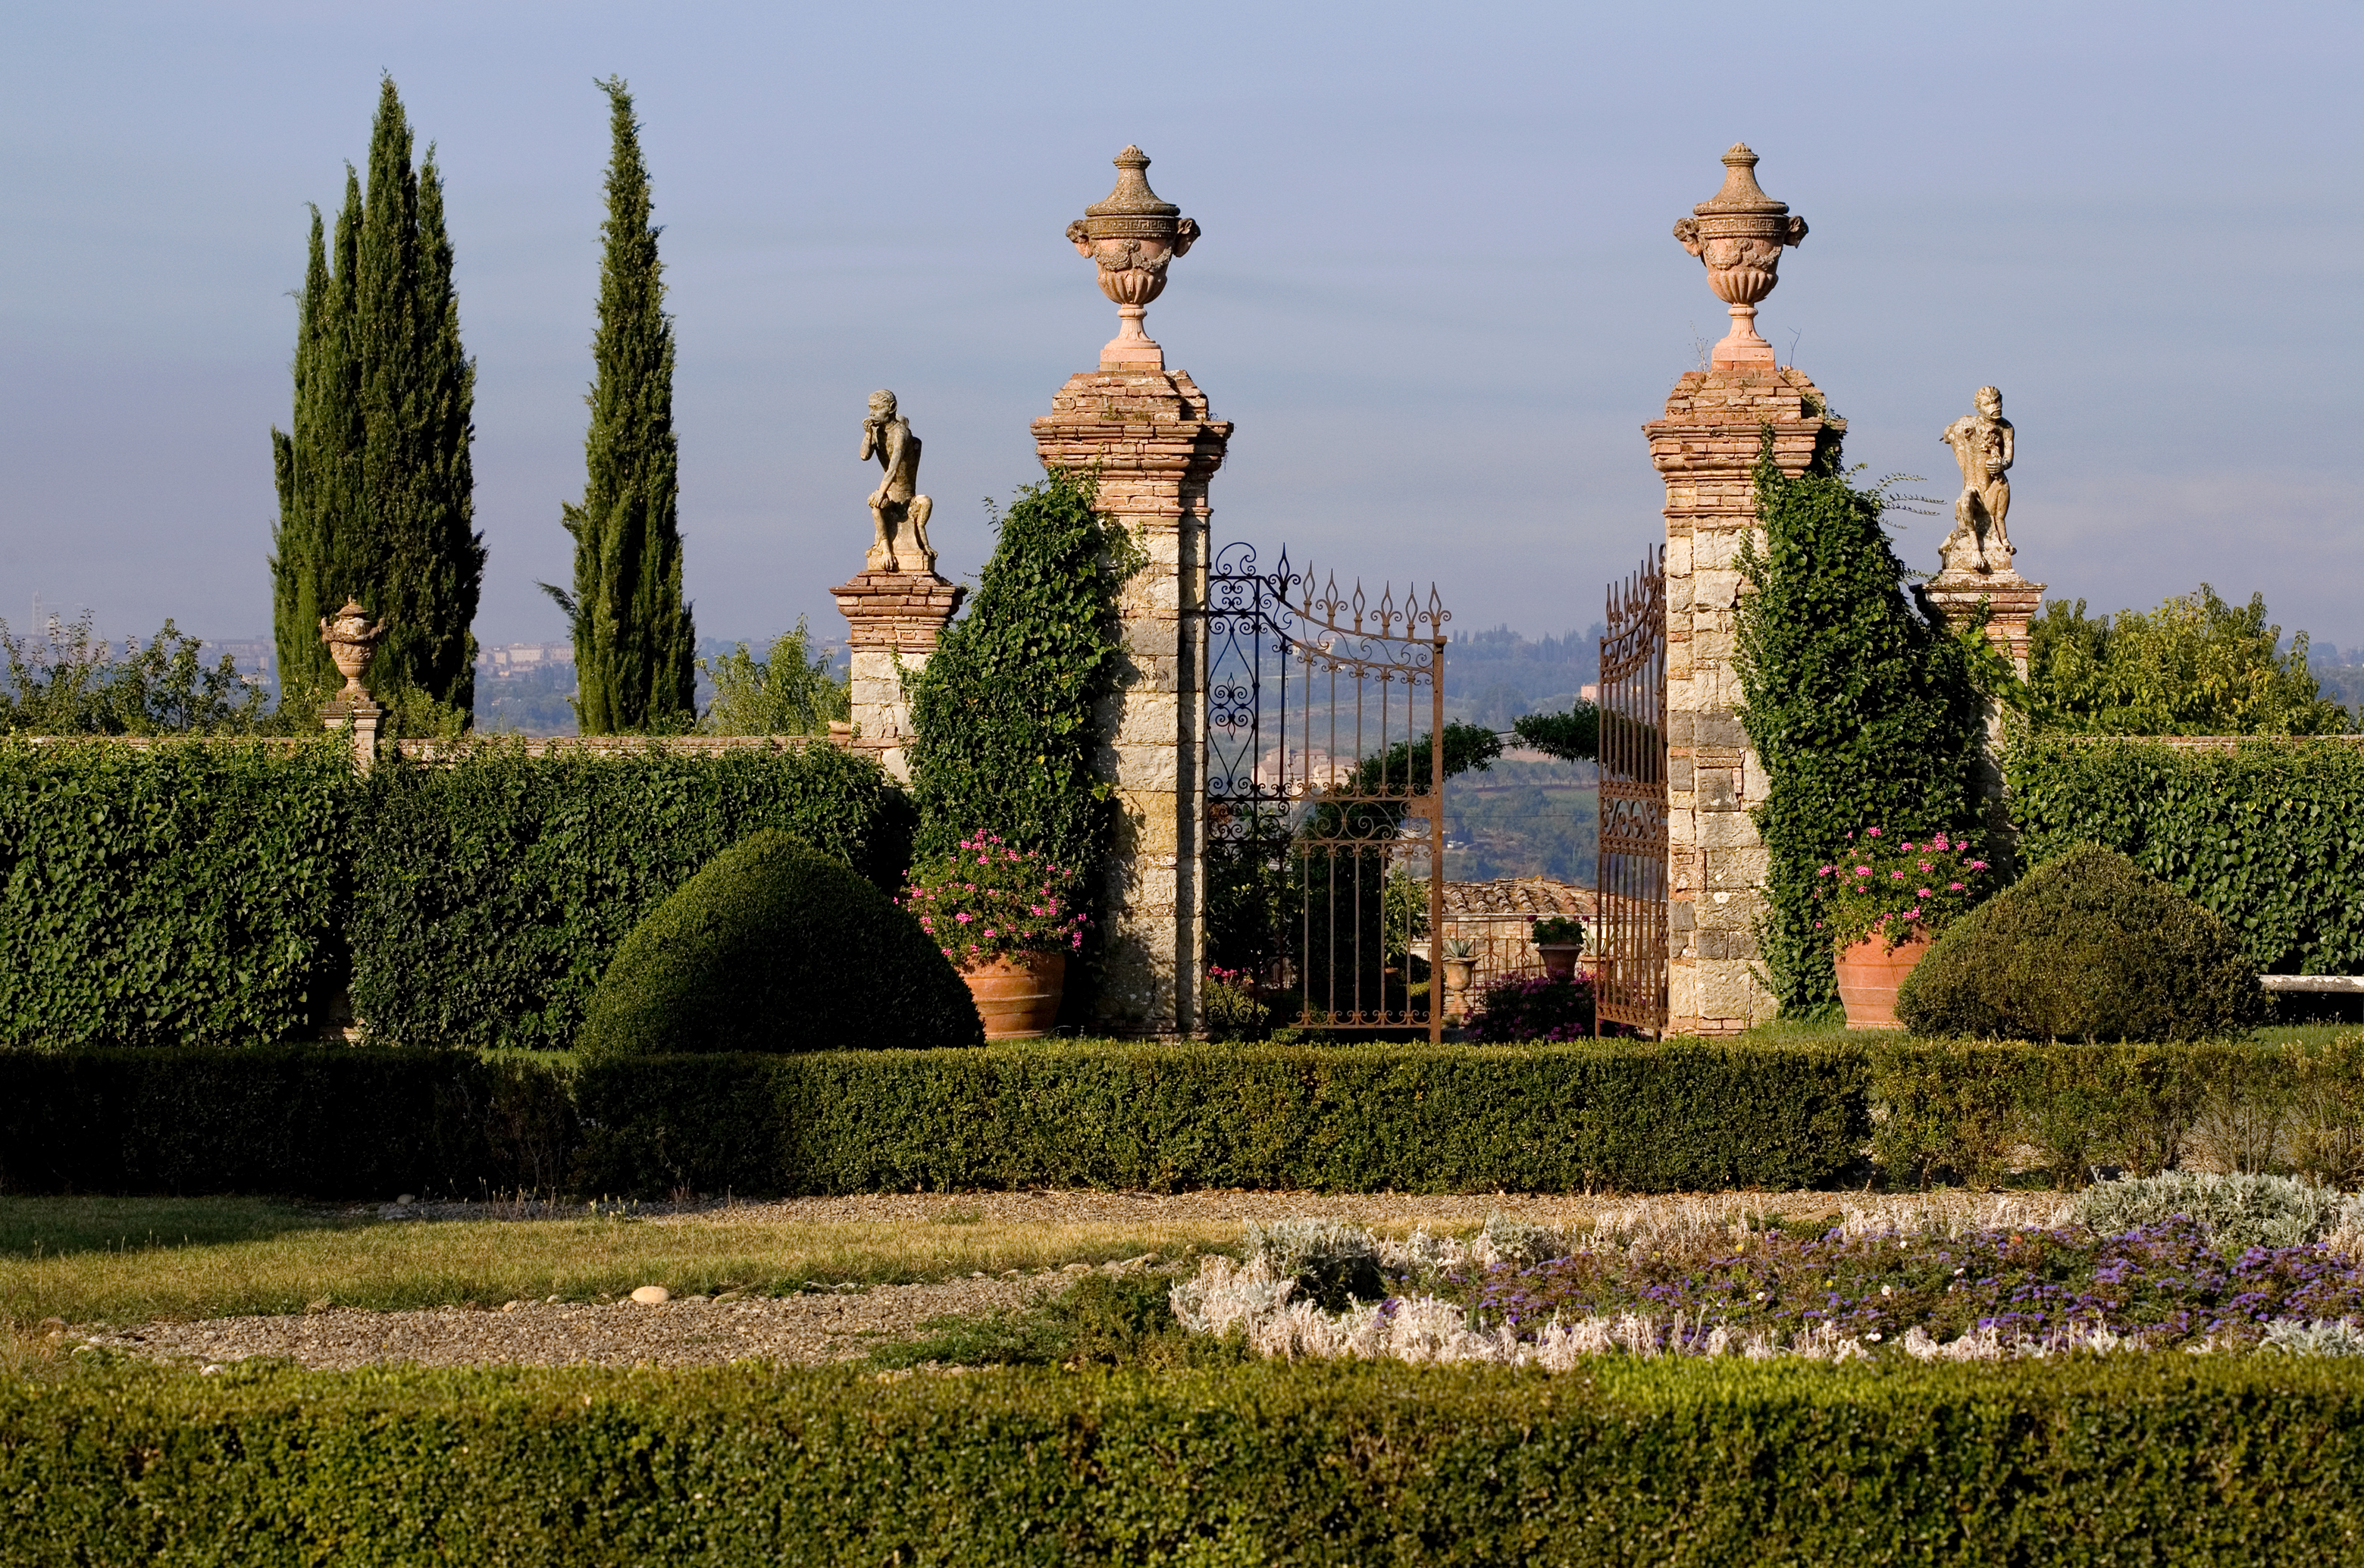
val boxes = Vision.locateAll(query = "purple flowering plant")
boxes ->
[1811,825,1991,951]
[902,832,1088,972]
[1466,973,1595,1042]
[1430,1216,2364,1353]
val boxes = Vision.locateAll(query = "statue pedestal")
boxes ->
[321,695,385,773]
[1032,366,1231,1037]
[1915,565,2046,864]
[1643,364,1839,1035]
[831,571,966,783]
[1913,567,2045,678]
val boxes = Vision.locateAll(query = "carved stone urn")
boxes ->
[318,597,387,698]
[1672,143,1808,370]
[1066,145,1200,371]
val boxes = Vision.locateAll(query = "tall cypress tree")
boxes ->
[271,77,482,728]
[543,77,694,733]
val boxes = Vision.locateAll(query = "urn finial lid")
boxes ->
[1693,142,1789,217]
[1086,146,1180,218]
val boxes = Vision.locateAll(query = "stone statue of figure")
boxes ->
[1938,386,2015,574]
[859,389,935,574]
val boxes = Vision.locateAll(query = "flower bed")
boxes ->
[1174,1176,2364,1366]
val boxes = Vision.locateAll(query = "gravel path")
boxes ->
[82,1267,1105,1371]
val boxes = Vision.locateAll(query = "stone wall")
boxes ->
[1642,363,1836,1035]
[1032,368,1231,1034]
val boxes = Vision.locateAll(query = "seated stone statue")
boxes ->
[859,389,935,574]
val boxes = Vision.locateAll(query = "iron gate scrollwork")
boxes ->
[1595,547,1668,1036]
[1206,543,1449,1041]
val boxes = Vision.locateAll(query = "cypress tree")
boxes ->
[270,77,482,728]
[544,77,694,733]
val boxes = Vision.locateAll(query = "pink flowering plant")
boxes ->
[1811,825,1992,951]
[903,833,1088,972]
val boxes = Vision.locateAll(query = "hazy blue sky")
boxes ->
[4,1,2359,655]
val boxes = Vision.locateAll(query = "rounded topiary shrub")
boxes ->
[1896,844,2262,1042]
[576,829,982,1057]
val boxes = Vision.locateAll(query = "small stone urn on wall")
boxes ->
[1671,143,1807,370]
[1066,145,1201,371]
[318,596,387,771]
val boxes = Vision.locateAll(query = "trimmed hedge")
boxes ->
[1896,845,2264,1042]
[0,738,910,1051]
[0,738,355,1049]
[577,830,978,1059]
[0,1047,574,1200]
[0,1041,1868,1198]
[2010,734,2364,975]
[1872,1035,2364,1191]
[573,1039,1866,1196]
[352,743,912,1050]
[9,1359,2364,1564]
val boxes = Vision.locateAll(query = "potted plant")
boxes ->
[1814,827,1991,1030]
[903,834,1088,1039]
[1439,937,1478,1019]
[1529,915,1586,980]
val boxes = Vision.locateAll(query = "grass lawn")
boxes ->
[0,1197,1241,1328]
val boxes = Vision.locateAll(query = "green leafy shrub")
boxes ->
[13,1359,2364,1563]
[1201,966,1271,1041]
[352,740,910,1049]
[0,614,273,736]
[1733,434,2000,1014]
[2024,587,2352,736]
[2009,734,2364,975]
[1896,846,2263,1042]
[698,618,848,737]
[0,738,354,1048]
[575,830,980,1059]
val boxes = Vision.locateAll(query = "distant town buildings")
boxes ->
[480,643,576,680]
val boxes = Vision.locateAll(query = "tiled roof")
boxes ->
[1442,877,1594,919]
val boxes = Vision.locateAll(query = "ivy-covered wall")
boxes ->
[0,739,908,1051]
[2009,735,2364,975]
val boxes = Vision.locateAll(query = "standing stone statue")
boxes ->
[1938,386,2015,574]
[859,390,935,574]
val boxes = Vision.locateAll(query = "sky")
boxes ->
[4,1,2359,659]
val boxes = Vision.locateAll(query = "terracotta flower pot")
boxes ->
[963,951,1067,1040]
[1536,943,1583,981]
[1834,932,1936,1031]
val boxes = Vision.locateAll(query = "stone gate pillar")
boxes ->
[1032,146,1232,1036]
[1643,145,1834,1034]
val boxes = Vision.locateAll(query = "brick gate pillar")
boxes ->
[1033,147,1232,1035]
[1643,145,1834,1034]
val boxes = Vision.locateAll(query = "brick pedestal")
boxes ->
[1642,365,1839,1034]
[1031,368,1231,1035]
[831,571,966,783]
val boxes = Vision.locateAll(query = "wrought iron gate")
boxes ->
[1595,547,1668,1035]
[1206,543,1448,1041]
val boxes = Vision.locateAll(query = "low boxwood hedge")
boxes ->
[0,1040,1868,1198]
[7,1358,2363,1565]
